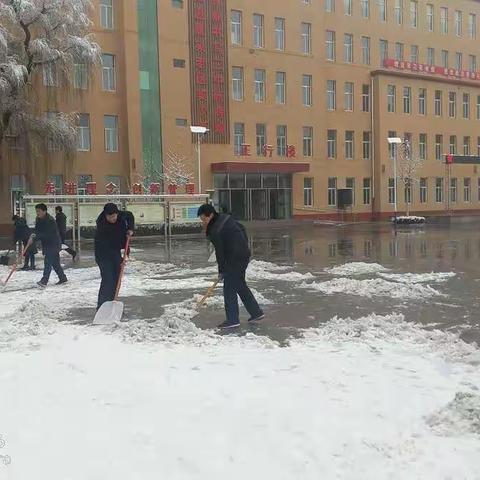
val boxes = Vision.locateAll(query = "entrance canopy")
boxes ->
[211,162,310,174]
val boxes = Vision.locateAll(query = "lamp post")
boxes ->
[190,126,209,194]
[387,137,402,224]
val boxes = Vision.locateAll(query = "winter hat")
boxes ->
[103,203,119,215]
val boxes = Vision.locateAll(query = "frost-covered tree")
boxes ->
[398,140,422,216]
[0,0,100,155]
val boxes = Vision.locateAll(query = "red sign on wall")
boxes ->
[189,0,230,144]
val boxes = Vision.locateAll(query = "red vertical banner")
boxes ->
[189,0,230,144]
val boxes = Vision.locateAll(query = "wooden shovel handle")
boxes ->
[197,278,220,306]
[114,236,131,300]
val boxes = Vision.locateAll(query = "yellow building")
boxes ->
[2,0,480,230]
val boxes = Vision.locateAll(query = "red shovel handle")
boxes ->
[114,235,131,300]
[2,245,27,286]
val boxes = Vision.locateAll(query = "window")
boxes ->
[387,85,396,113]
[463,93,470,119]
[361,0,370,18]
[403,86,411,114]
[449,135,457,154]
[427,48,435,66]
[477,95,480,120]
[344,82,354,111]
[302,74,312,106]
[441,50,449,68]
[102,54,116,91]
[104,115,118,153]
[363,132,371,159]
[231,10,242,45]
[100,0,114,29]
[378,0,387,22]
[361,36,370,65]
[304,178,313,207]
[234,122,245,155]
[73,63,88,90]
[420,178,427,203]
[440,7,448,34]
[327,130,337,158]
[410,1,418,27]
[463,136,471,155]
[469,13,477,39]
[418,88,426,115]
[343,34,353,63]
[455,10,462,36]
[326,31,336,61]
[469,55,477,72]
[256,124,266,156]
[254,69,266,102]
[77,175,93,191]
[345,131,354,159]
[435,135,443,160]
[388,178,396,204]
[467,178,475,202]
[380,39,388,66]
[363,178,371,204]
[173,59,185,68]
[346,177,355,204]
[275,17,285,50]
[419,133,427,160]
[394,0,403,24]
[277,125,287,156]
[327,80,336,110]
[328,177,337,206]
[450,178,457,203]
[326,0,335,13]
[275,72,286,104]
[435,90,442,116]
[76,114,91,152]
[410,45,419,63]
[344,0,353,15]
[362,84,370,112]
[175,118,187,127]
[388,130,397,160]
[456,52,463,71]
[303,127,313,157]
[427,4,434,32]
[301,23,312,54]
[478,178,480,201]
[478,136,480,156]
[253,14,264,48]
[171,0,183,7]
[43,63,58,87]
[395,42,404,61]
[435,178,444,203]
[449,92,456,118]
[232,67,244,101]
[404,182,412,205]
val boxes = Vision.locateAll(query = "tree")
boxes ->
[0,0,100,160]
[397,140,422,216]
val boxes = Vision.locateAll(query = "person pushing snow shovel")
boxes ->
[197,204,264,329]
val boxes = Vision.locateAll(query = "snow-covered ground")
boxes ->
[0,257,479,479]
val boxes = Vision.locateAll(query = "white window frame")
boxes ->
[344,82,354,111]
[327,80,336,111]
[232,66,244,101]
[104,115,118,153]
[275,17,285,51]
[343,33,353,63]
[326,31,336,61]
[302,74,312,107]
[301,23,312,54]
[102,54,116,92]
[345,131,354,159]
[231,10,243,45]
[253,14,264,48]
[254,69,266,103]
[303,126,313,157]
[77,114,91,152]
[275,72,286,104]
[100,0,114,30]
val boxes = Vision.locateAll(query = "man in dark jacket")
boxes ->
[12,215,37,270]
[94,203,134,310]
[26,203,67,287]
[198,204,264,329]
[55,206,76,260]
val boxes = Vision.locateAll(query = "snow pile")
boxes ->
[325,262,388,276]
[426,392,480,436]
[379,272,456,284]
[301,277,443,300]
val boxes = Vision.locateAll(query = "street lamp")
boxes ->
[190,125,209,194]
[387,137,402,224]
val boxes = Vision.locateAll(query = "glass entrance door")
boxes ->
[250,189,268,220]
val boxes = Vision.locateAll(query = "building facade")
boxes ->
[2,0,480,230]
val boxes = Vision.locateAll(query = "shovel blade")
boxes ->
[93,300,124,325]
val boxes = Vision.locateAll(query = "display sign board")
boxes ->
[169,203,202,224]
[25,203,75,228]
[125,203,166,225]
[78,204,112,227]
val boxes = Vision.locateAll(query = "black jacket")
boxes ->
[206,214,250,273]
[56,212,67,239]
[13,217,31,243]
[94,211,135,262]
[34,214,61,253]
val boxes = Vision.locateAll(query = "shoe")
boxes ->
[21,266,29,271]
[37,280,47,288]
[56,278,68,285]
[72,252,77,262]
[217,320,240,329]
[29,266,36,271]
[248,313,265,323]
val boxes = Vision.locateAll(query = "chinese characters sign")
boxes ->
[188,0,230,144]
[384,59,480,82]
[239,144,297,158]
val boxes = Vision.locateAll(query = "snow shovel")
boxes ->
[197,278,220,307]
[93,237,131,325]
[2,246,26,288]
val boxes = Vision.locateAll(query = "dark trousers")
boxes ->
[97,257,121,310]
[22,240,35,268]
[42,251,67,283]
[223,264,263,324]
